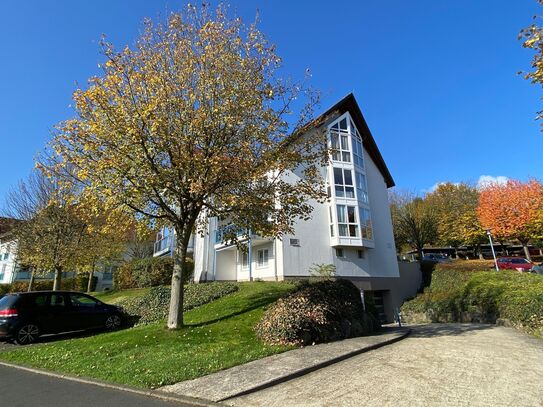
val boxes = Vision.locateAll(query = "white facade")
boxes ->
[192,95,399,289]
[0,239,18,284]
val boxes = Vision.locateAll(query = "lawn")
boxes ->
[0,282,296,388]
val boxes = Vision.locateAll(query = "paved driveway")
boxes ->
[230,324,543,407]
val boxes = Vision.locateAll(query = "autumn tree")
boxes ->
[425,183,486,258]
[4,170,86,290]
[520,1,543,127]
[478,179,543,261]
[48,4,325,328]
[75,197,132,292]
[389,190,438,262]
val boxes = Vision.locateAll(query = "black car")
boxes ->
[0,291,124,345]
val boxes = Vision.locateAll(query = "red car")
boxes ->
[496,257,533,272]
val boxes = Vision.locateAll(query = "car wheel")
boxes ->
[14,324,40,345]
[105,314,122,330]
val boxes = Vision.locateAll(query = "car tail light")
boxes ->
[0,309,18,317]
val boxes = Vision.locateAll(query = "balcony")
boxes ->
[215,225,248,245]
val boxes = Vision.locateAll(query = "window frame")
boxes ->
[256,249,269,268]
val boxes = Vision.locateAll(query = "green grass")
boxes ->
[0,282,296,388]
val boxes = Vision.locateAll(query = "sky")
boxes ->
[1,0,542,202]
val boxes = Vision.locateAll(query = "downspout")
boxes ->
[248,229,252,282]
[273,238,278,281]
[212,220,217,281]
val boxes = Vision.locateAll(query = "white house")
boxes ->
[0,217,116,291]
[154,94,404,321]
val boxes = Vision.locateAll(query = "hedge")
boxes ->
[402,264,543,338]
[114,256,194,289]
[255,279,379,346]
[0,275,98,295]
[118,282,239,325]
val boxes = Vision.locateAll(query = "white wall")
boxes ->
[0,240,18,284]
[281,166,335,277]
[281,144,398,279]
[364,152,399,278]
[215,250,237,280]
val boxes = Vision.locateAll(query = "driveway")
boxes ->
[230,324,543,407]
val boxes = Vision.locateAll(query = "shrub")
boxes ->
[118,282,239,325]
[255,279,379,346]
[114,256,194,289]
[0,275,97,294]
[402,263,543,337]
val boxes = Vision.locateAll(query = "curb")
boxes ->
[219,327,411,402]
[0,360,219,406]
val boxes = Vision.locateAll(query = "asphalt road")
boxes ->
[230,324,543,407]
[0,363,199,407]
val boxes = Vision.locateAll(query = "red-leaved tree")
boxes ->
[477,179,543,262]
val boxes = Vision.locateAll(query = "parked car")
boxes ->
[422,254,452,263]
[531,262,543,275]
[0,291,124,345]
[496,257,533,272]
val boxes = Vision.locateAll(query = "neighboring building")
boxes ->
[0,217,115,290]
[0,218,23,284]
[183,94,402,321]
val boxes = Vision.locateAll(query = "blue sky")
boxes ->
[1,1,542,201]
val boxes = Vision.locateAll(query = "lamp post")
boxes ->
[486,229,499,271]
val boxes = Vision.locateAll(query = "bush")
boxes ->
[118,282,239,325]
[114,257,194,289]
[0,275,97,294]
[255,279,379,346]
[402,263,543,337]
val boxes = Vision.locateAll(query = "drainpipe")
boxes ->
[248,229,253,282]
[273,238,278,281]
[212,220,217,281]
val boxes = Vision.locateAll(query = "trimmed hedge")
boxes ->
[255,279,379,346]
[0,276,97,295]
[118,282,239,325]
[402,263,543,338]
[114,256,194,289]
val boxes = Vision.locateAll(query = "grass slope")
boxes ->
[0,282,296,388]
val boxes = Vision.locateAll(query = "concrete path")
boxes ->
[229,324,543,407]
[160,328,409,402]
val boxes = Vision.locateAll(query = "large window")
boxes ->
[352,134,364,168]
[333,168,355,198]
[330,118,351,163]
[356,172,368,203]
[359,208,373,240]
[337,205,359,237]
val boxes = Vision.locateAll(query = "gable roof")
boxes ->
[312,93,395,188]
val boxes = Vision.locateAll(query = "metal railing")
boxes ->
[215,225,248,244]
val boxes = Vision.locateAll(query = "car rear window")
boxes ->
[0,295,18,309]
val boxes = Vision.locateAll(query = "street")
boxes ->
[0,363,199,407]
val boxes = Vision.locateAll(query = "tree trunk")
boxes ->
[522,242,532,262]
[167,226,191,329]
[27,268,36,292]
[53,265,62,291]
[87,261,96,293]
